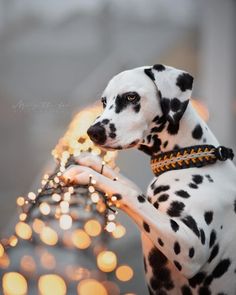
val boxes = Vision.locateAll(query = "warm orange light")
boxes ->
[40,226,58,246]
[191,99,209,122]
[19,213,27,221]
[2,272,28,295]
[16,197,25,207]
[84,219,102,237]
[15,222,32,240]
[71,229,91,249]
[97,251,117,273]
[39,202,51,215]
[96,202,106,213]
[20,255,36,273]
[0,253,10,269]
[40,252,56,270]
[38,274,66,295]
[28,192,36,200]
[32,219,45,234]
[9,235,18,247]
[112,224,126,239]
[0,243,4,257]
[102,281,120,295]
[77,279,107,295]
[59,214,72,230]
[105,222,116,233]
[116,265,134,282]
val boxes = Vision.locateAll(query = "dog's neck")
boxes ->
[138,104,219,157]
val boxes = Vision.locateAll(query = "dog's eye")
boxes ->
[124,92,139,102]
[101,97,107,108]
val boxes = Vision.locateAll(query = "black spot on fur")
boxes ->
[205,174,214,183]
[144,68,155,81]
[204,211,213,225]
[200,229,206,245]
[143,221,150,233]
[167,201,185,217]
[158,238,164,247]
[161,98,189,135]
[163,140,168,148]
[189,183,198,189]
[175,190,190,198]
[175,178,180,181]
[137,195,146,203]
[192,124,203,140]
[153,64,166,72]
[188,272,206,288]
[154,185,170,195]
[148,286,154,295]
[212,259,231,278]
[189,247,195,258]
[198,287,211,295]
[158,194,169,202]
[109,123,116,132]
[148,247,167,268]
[234,199,236,214]
[209,230,216,248]
[173,260,182,271]
[181,215,200,237]
[153,201,159,210]
[176,72,193,92]
[109,105,113,110]
[173,144,180,150]
[102,119,110,124]
[150,179,157,189]
[170,219,179,232]
[192,175,203,184]
[174,241,181,255]
[134,104,141,113]
[208,244,219,263]
[181,285,193,295]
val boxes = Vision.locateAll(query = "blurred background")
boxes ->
[0,0,235,293]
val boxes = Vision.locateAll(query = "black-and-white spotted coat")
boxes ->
[64,64,236,295]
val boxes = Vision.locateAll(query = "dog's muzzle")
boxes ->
[87,124,107,145]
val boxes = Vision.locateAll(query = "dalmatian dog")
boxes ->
[63,64,236,295]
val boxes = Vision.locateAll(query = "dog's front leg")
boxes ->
[63,163,209,279]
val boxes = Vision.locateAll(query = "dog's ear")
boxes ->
[144,64,194,134]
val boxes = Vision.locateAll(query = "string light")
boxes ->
[0,106,134,294]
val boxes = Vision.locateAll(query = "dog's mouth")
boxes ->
[96,139,139,151]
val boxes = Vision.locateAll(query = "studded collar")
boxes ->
[151,145,234,177]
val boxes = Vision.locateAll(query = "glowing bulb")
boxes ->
[19,213,27,221]
[77,279,107,295]
[0,243,4,257]
[64,192,71,201]
[97,251,117,272]
[40,227,58,246]
[0,253,10,268]
[91,192,99,203]
[54,176,60,183]
[2,272,28,295]
[88,186,95,193]
[68,186,74,194]
[20,256,36,273]
[38,274,66,295]
[9,235,18,247]
[15,222,32,240]
[116,265,134,281]
[112,224,126,239]
[39,202,50,215]
[28,192,36,200]
[32,219,45,234]
[84,219,102,237]
[59,214,72,230]
[40,252,56,270]
[16,197,25,207]
[71,229,91,249]
[60,201,69,213]
[108,214,115,221]
[105,222,116,233]
[52,193,61,202]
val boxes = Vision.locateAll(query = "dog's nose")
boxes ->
[87,124,106,145]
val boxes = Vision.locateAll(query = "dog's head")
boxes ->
[87,64,193,151]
